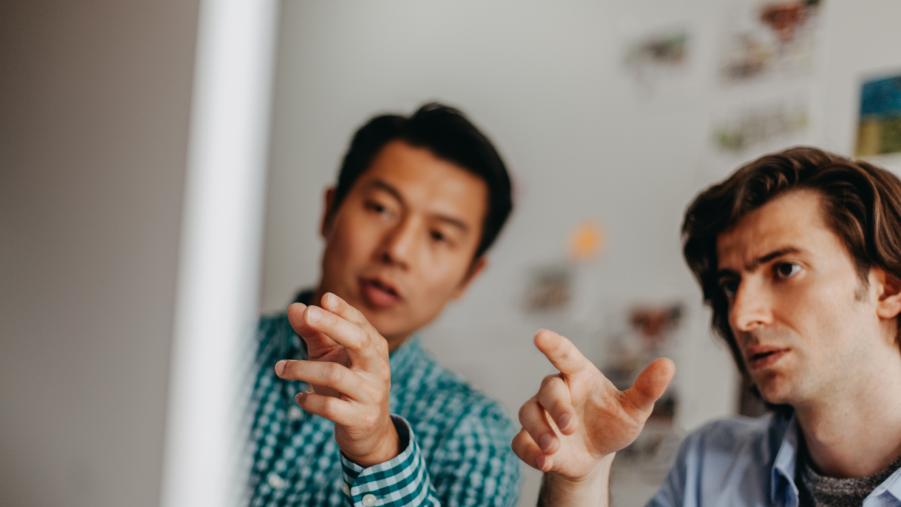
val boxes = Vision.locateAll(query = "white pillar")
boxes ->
[161,1,279,505]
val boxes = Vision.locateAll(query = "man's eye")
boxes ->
[364,200,389,215]
[429,230,448,243]
[774,262,802,279]
[718,279,738,297]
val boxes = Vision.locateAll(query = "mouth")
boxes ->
[745,346,791,371]
[358,276,403,309]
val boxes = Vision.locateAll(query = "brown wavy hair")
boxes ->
[682,146,901,376]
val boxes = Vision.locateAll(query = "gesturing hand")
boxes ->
[275,292,399,467]
[512,329,675,481]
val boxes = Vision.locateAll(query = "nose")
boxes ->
[377,217,418,269]
[729,278,772,334]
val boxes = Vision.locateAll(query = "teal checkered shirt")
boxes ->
[248,309,521,506]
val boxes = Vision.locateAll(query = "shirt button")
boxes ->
[288,406,302,420]
[362,493,378,506]
[267,472,287,490]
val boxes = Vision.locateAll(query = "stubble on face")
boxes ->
[717,190,883,407]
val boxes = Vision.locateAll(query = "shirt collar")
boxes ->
[768,412,901,504]
[873,466,901,502]
[769,412,801,504]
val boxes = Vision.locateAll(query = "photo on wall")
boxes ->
[855,72,901,157]
[712,98,809,154]
[718,0,824,84]
[622,27,691,93]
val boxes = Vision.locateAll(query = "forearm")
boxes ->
[537,454,614,507]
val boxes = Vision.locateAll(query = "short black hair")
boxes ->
[329,102,514,258]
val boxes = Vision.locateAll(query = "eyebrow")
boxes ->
[364,178,470,233]
[716,246,804,278]
[365,179,404,203]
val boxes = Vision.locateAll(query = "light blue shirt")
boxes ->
[648,412,901,506]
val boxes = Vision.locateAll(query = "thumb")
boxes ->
[624,357,675,413]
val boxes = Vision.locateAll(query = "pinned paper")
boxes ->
[568,220,605,262]
[856,73,901,157]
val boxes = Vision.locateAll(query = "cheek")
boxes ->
[328,216,379,260]
[413,261,469,304]
[779,281,861,345]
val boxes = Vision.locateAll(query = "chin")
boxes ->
[365,315,406,340]
[756,382,794,406]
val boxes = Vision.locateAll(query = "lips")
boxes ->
[744,345,790,371]
[359,276,403,309]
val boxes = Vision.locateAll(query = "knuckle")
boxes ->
[319,396,338,417]
[537,390,560,411]
[355,327,371,347]
[540,374,557,389]
[323,364,344,384]
[518,398,542,426]
[360,411,378,429]
[517,402,532,424]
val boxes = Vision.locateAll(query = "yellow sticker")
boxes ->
[568,220,604,261]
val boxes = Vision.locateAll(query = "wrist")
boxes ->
[543,454,615,506]
[556,453,614,484]
[346,417,401,467]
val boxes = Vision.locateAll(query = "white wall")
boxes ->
[0,1,198,505]
[260,1,901,505]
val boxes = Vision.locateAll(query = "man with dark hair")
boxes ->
[249,103,520,506]
[513,147,901,506]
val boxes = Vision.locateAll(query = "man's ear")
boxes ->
[873,267,901,320]
[452,256,488,300]
[320,188,336,238]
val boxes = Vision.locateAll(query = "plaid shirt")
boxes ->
[247,310,521,506]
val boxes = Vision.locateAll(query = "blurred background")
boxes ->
[3,0,901,506]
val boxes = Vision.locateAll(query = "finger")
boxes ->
[534,329,592,376]
[536,375,577,435]
[518,397,559,455]
[512,429,554,472]
[303,305,382,369]
[287,302,335,351]
[320,292,372,331]
[624,357,676,414]
[294,391,356,425]
[275,359,363,399]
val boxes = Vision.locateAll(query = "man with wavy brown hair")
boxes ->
[513,147,901,506]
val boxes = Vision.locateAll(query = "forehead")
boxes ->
[356,140,488,219]
[715,190,841,269]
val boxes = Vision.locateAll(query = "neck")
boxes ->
[794,354,901,478]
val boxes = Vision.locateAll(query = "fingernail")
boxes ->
[559,414,571,431]
[322,292,336,308]
[295,392,305,404]
[306,306,321,322]
[274,360,286,375]
[539,434,554,452]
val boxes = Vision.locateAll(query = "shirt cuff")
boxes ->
[340,415,434,506]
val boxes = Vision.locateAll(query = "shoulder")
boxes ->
[649,414,788,506]
[688,415,774,445]
[680,413,786,459]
